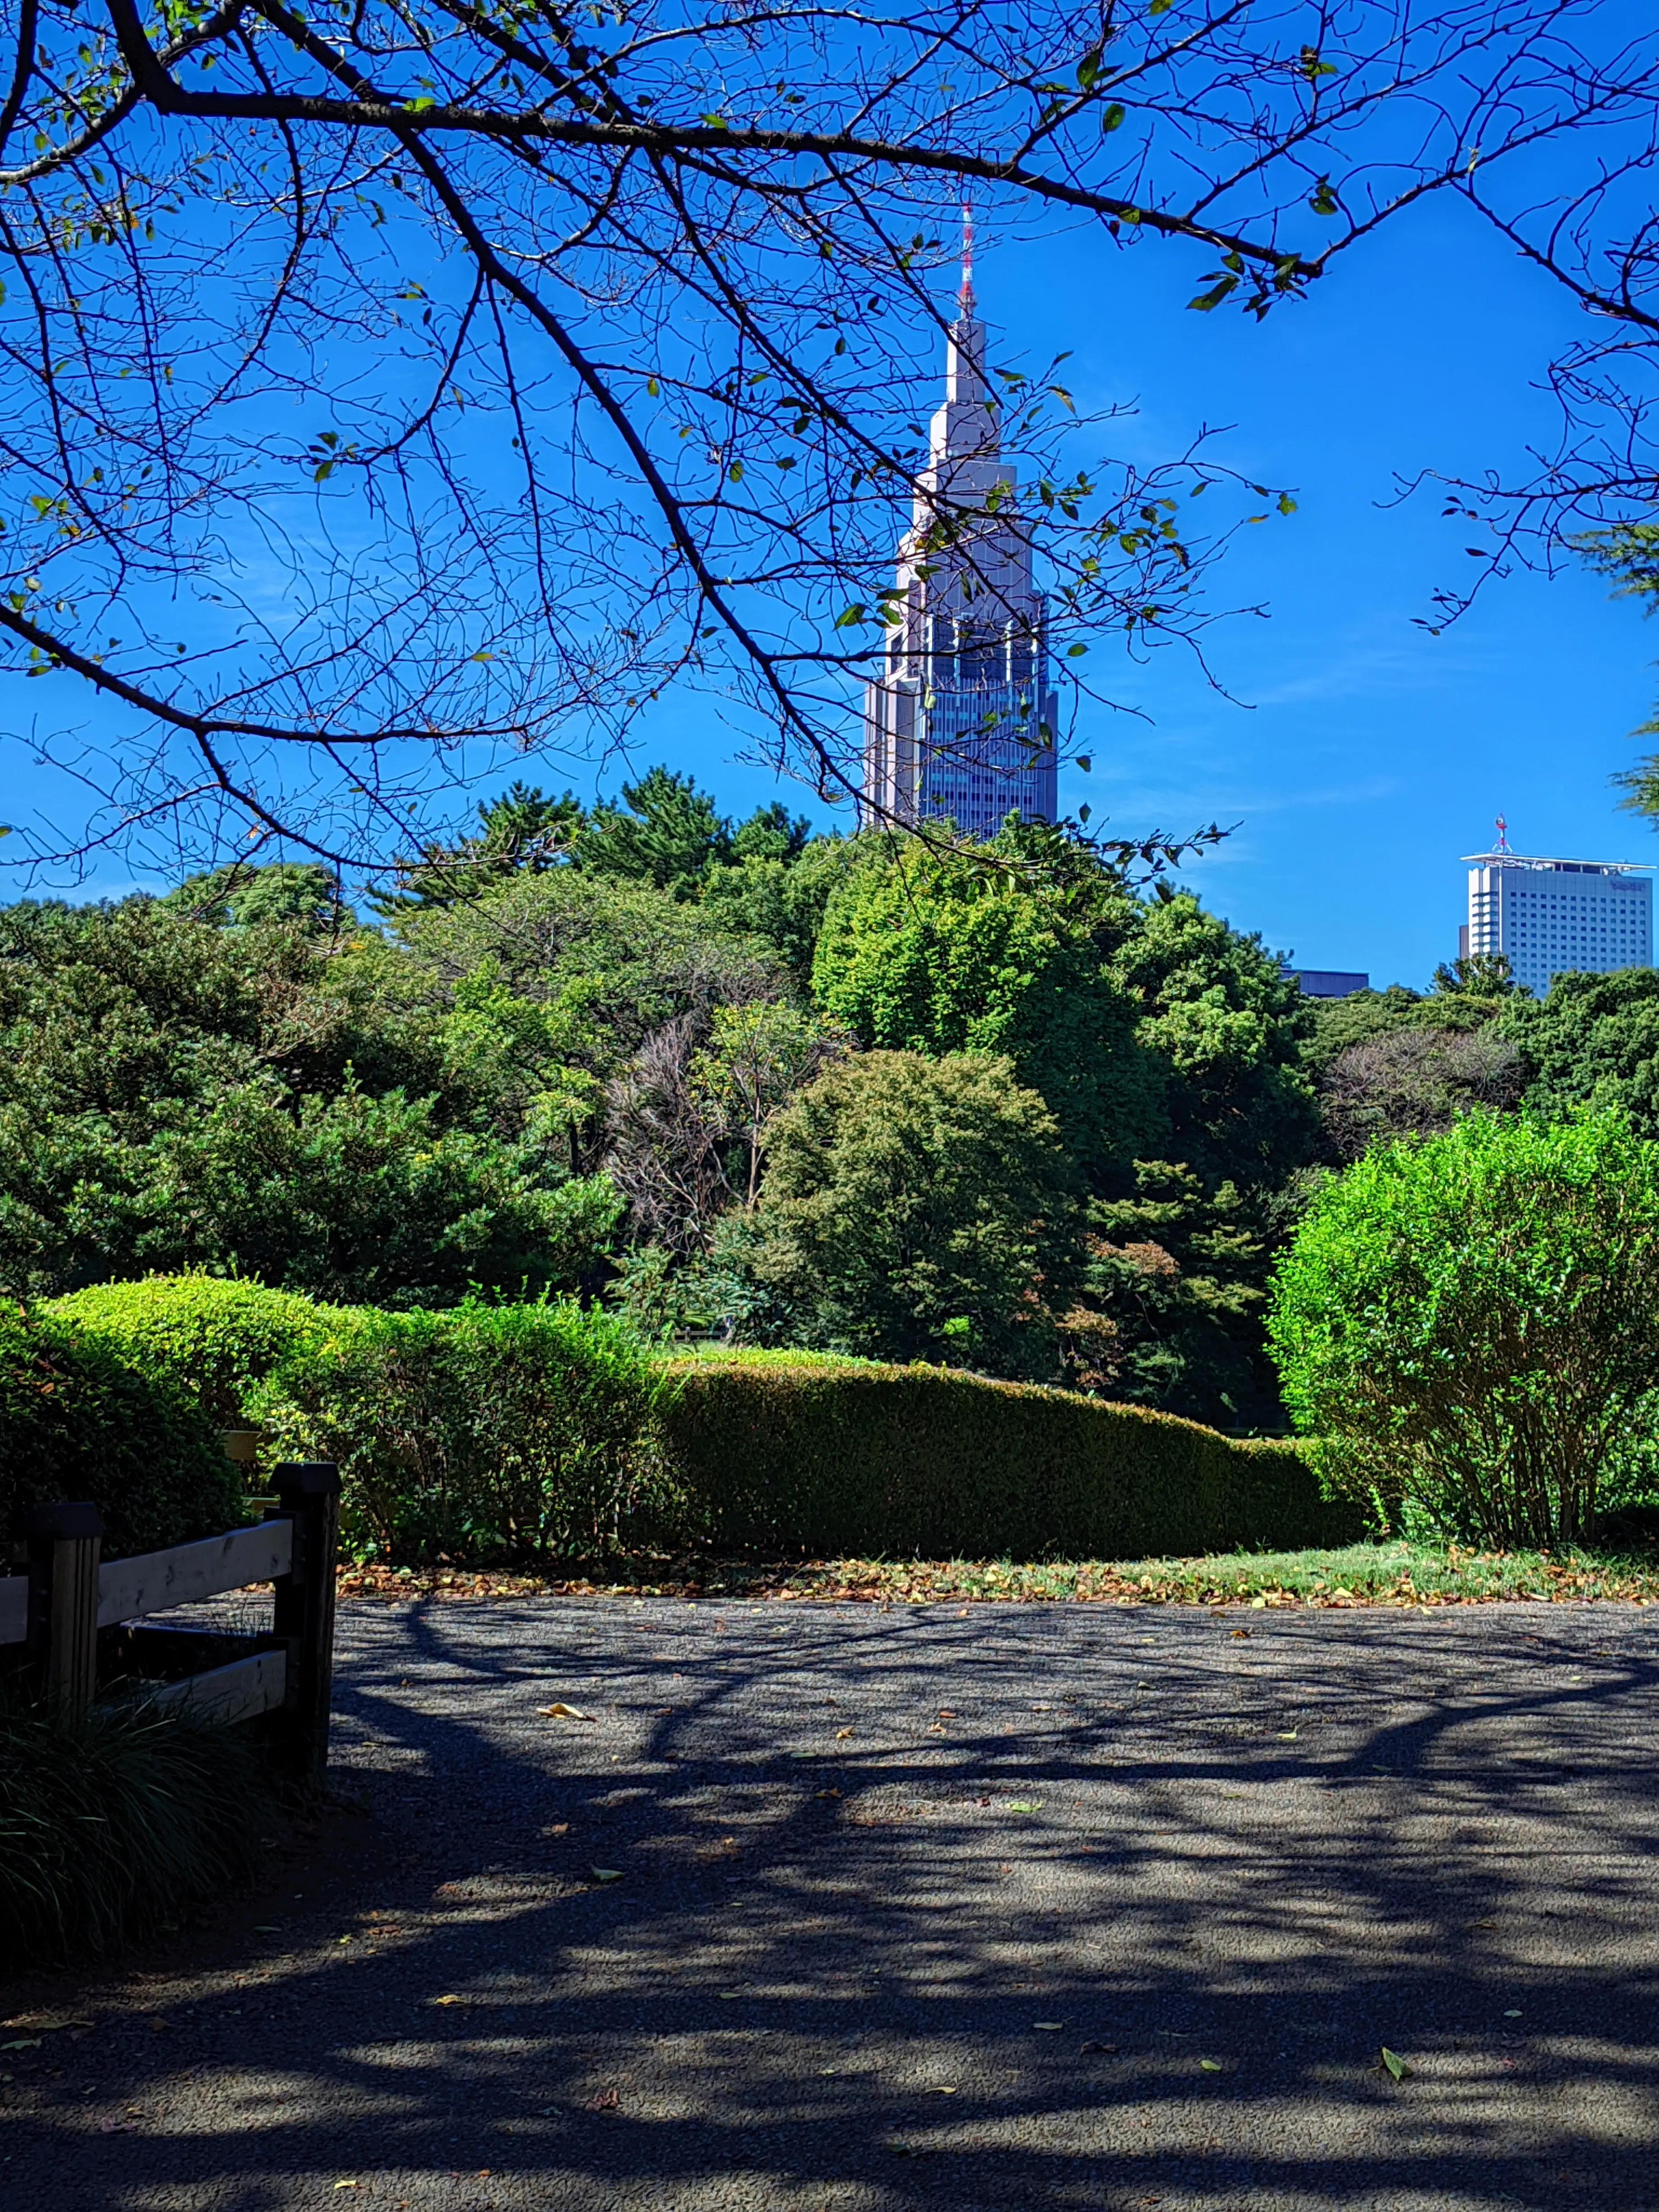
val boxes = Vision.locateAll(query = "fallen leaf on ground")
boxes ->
[1006,1801,1043,1813]
[3,2015,90,2032]
[1032,2021,1066,2031]
[932,2084,958,2094]
[538,1702,592,1721]
[333,2183,361,2192]
[1276,1731,1298,1741]
[835,1729,854,1740]
[813,1788,842,1800]
[1380,2047,1411,2081]
[1468,1919,1496,1929]
[589,1867,623,1883]
[1199,2058,1223,2072]
[586,2089,620,2113]
[99,2119,138,2135]
[428,1994,467,2007]
[1,2038,42,2051]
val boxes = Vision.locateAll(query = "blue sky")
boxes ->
[5,175,1654,994]
[634,187,1659,993]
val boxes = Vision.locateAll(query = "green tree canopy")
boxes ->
[1502,966,1659,1138]
[0,894,614,1300]
[163,861,349,934]
[811,826,1156,1178]
[708,1050,1073,1378]
[373,783,585,917]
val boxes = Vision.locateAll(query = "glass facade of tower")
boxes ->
[1465,850,1653,996]
[861,297,1059,840]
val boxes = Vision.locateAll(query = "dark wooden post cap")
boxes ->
[26,1500,104,1541]
[272,1462,341,1501]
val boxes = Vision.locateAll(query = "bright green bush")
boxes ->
[707,1050,1075,1378]
[0,1306,240,1556]
[1267,1110,1659,1547]
[0,1690,278,1963]
[657,1352,1358,1557]
[48,1274,331,1428]
[255,1298,672,1560]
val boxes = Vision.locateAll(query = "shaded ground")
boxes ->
[5,1597,1659,2210]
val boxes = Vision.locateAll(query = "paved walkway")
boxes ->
[5,1598,1659,2210]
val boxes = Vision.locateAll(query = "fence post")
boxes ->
[26,1501,103,1714]
[269,1462,340,1791]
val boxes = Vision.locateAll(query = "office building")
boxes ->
[1280,967,1370,998]
[1462,822,1652,996]
[861,219,1058,837]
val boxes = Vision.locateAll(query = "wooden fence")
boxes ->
[0,1462,340,1787]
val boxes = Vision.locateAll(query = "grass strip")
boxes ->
[337,1539,1659,1608]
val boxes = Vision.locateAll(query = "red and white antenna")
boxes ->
[1494,813,1511,855]
[957,202,976,316]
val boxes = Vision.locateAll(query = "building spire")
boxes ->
[957,202,976,317]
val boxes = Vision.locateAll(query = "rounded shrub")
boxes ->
[47,1273,330,1428]
[0,1305,240,1556]
[253,1297,672,1561]
[1266,1109,1659,1547]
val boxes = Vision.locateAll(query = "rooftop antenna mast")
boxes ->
[1494,813,1512,855]
[958,202,975,316]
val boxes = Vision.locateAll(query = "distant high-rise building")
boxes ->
[861,214,1058,839]
[1280,967,1370,998]
[1463,818,1653,996]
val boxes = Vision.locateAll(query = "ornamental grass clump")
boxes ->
[1267,1109,1659,1548]
[0,1692,278,1965]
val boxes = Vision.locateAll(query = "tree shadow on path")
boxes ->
[6,1597,1658,2211]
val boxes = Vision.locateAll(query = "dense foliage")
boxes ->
[0,1693,278,1966]
[662,1352,1359,1559]
[1,783,1331,1426]
[254,1297,672,1562]
[0,1305,239,1557]
[1267,1111,1659,1547]
[704,1051,1073,1378]
[49,1275,329,1430]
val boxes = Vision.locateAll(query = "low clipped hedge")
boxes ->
[658,1352,1362,1558]
[0,1305,239,1557]
[27,1276,1361,1565]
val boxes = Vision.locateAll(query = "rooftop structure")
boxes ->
[1462,818,1653,995]
[860,212,1058,839]
[1280,967,1370,998]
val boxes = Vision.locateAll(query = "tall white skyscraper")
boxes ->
[861,216,1059,839]
[1462,821,1653,996]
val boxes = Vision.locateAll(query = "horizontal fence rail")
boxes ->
[147,1647,289,1727]
[5,1463,339,1786]
[96,1520,294,1631]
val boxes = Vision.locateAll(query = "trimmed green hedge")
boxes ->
[0,1305,239,1557]
[254,1297,673,1561]
[27,1276,1361,1564]
[658,1354,1362,1557]
[48,1274,330,1429]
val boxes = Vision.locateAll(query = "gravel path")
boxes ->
[6,1596,1659,2210]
